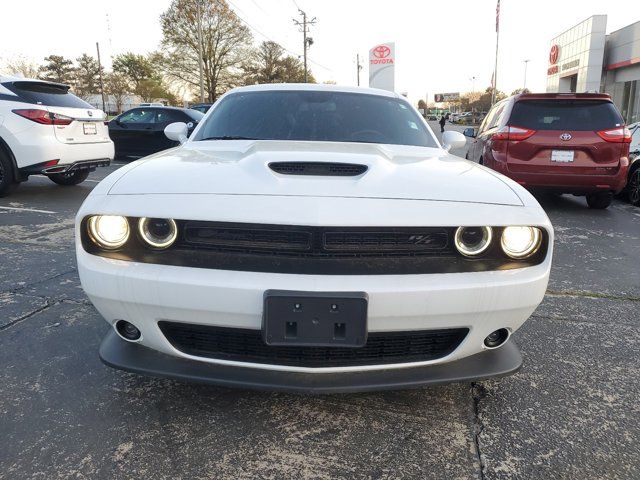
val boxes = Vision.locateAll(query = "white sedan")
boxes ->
[76,84,553,393]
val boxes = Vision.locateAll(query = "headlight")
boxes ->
[87,215,130,249]
[138,218,178,249]
[454,226,493,257]
[501,226,542,259]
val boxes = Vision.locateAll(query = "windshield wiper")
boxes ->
[199,135,259,141]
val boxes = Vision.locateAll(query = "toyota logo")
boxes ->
[87,110,93,117]
[373,45,391,59]
[549,45,559,65]
[560,133,572,141]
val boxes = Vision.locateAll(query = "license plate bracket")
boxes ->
[263,290,368,347]
[83,123,97,135]
[551,150,574,163]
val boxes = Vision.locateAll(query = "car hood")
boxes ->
[107,141,523,206]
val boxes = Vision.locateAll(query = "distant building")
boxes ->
[83,94,144,115]
[546,16,640,123]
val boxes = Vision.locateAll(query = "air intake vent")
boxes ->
[269,162,368,176]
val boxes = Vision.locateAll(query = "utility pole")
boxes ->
[356,53,362,86]
[95,42,106,113]
[523,59,530,90]
[196,0,205,102]
[293,9,316,83]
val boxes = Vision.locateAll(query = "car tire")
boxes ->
[626,166,640,206]
[48,170,90,186]
[586,192,613,209]
[0,149,17,197]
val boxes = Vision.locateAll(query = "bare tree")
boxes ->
[2,56,40,78]
[242,41,313,85]
[158,0,253,102]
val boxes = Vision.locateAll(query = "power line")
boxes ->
[226,0,333,73]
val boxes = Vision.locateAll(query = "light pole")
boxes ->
[470,76,476,93]
[523,59,530,91]
[196,0,205,102]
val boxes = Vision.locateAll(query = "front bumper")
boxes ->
[100,329,522,393]
[78,249,550,374]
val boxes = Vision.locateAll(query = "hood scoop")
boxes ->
[269,162,368,177]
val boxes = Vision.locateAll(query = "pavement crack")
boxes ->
[0,301,54,332]
[1,268,77,295]
[471,382,488,480]
[546,289,640,302]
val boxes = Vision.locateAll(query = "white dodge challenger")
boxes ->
[76,84,553,393]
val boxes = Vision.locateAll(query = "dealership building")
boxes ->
[546,16,640,124]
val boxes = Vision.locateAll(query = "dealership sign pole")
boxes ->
[369,43,395,92]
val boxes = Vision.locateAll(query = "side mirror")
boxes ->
[463,128,476,138]
[441,131,467,152]
[164,122,188,144]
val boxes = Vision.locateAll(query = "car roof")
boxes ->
[512,92,613,102]
[226,83,401,99]
[130,105,191,111]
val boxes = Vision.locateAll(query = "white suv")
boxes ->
[0,76,114,196]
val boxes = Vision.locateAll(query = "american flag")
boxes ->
[496,0,500,33]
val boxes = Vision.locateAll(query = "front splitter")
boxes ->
[99,330,522,394]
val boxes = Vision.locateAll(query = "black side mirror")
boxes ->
[463,128,476,138]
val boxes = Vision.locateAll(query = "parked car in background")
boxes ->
[622,122,640,206]
[463,93,631,209]
[139,102,164,107]
[449,113,460,123]
[78,84,553,393]
[0,76,113,196]
[190,103,214,114]
[108,106,204,159]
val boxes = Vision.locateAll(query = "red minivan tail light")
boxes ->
[492,125,536,142]
[12,109,73,126]
[596,127,632,143]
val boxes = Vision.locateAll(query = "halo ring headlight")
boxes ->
[501,226,542,259]
[138,218,178,249]
[454,226,493,257]
[87,215,130,249]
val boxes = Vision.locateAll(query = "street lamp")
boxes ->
[523,60,530,91]
[470,76,476,92]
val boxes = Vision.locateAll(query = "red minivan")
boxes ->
[463,93,631,209]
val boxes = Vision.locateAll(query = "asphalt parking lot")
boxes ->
[1,128,639,479]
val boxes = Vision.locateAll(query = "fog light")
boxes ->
[454,226,493,257]
[115,320,141,341]
[484,328,509,348]
[87,215,129,249]
[501,226,541,259]
[138,218,178,249]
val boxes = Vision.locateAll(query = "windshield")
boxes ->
[194,90,437,147]
[509,100,624,131]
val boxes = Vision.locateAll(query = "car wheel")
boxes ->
[586,192,613,209]
[0,150,17,197]
[627,167,640,206]
[48,170,90,186]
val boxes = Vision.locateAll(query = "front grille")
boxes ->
[182,223,451,257]
[269,162,368,176]
[158,321,469,367]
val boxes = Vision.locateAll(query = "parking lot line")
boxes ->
[0,205,58,214]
